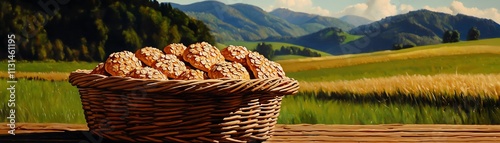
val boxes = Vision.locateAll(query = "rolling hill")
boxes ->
[278,38,500,81]
[169,1,356,42]
[339,15,373,27]
[263,27,364,54]
[343,9,500,54]
[170,1,307,42]
[224,41,332,60]
[273,9,500,55]
[269,8,354,32]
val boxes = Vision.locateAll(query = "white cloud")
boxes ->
[423,1,500,24]
[269,0,331,16]
[399,4,414,14]
[332,0,397,21]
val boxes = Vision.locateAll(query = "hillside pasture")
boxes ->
[278,38,500,73]
[286,53,500,81]
[223,41,332,56]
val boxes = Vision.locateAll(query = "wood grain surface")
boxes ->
[1,123,499,142]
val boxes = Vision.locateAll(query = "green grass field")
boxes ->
[223,41,332,56]
[279,93,500,124]
[340,33,364,44]
[273,55,308,61]
[0,79,86,123]
[286,53,500,81]
[0,61,98,72]
[2,79,498,125]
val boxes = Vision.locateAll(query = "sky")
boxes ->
[158,0,500,24]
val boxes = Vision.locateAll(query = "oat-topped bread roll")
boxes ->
[151,54,187,79]
[246,52,278,79]
[163,43,186,59]
[127,67,167,80]
[270,61,286,78]
[209,62,250,80]
[175,69,205,80]
[105,51,142,76]
[135,47,164,66]
[90,62,109,75]
[183,42,225,72]
[221,45,249,64]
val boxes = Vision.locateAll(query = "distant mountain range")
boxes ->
[339,15,373,27]
[169,1,354,42]
[170,1,500,55]
[344,9,500,54]
[269,8,354,33]
[264,9,500,55]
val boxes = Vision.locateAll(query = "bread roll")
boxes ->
[163,43,186,59]
[90,62,109,75]
[127,67,167,80]
[151,54,187,79]
[270,61,286,78]
[135,47,164,66]
[175,69,205,80]
[183,42,225,72]
[221,45,249,65]
[209,62,250,80]
[105,51,143,76]
[246,52,278,79]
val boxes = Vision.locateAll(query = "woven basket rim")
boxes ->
[69,70,300,95]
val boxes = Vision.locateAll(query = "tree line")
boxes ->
[0,0,215,61]
[442,27,480,43]
[256,42,321,60]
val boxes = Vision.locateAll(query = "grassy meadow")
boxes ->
[0,79,86,124]
[287,54,500,81]
[223,41,332,56]
[1,38,499,125]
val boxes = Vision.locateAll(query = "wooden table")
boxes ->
[1,123,499,142]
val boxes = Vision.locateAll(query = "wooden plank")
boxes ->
[1,123,500,142]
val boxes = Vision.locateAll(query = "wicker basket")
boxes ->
[69,70,299,143]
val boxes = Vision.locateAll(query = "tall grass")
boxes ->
[0,71,69,81]
[0,79,85,123]
[0,77,498,124]
[298,74,500,109]
[278,93,500,124]
[299,74,500,99]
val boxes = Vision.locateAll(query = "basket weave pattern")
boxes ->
[69,70,299,143]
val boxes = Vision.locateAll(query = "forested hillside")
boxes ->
[346,9,500,54]
[269,8,354,32]
[1,0,215,61]
[171,1,308,41]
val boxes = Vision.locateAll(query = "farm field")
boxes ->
[287,53,500,81]
[1,38,499,125]
[1,75,499,124]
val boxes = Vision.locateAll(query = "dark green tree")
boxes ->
[467,27,480,41]
[450,30,460,43]
[256,42,274,59]
[442,30,453,43]
[443,30,460,43]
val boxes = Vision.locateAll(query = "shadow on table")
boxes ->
[0,132,265,143]
[0,131,123,143]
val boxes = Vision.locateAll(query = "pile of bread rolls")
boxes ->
[90,42,287,80]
